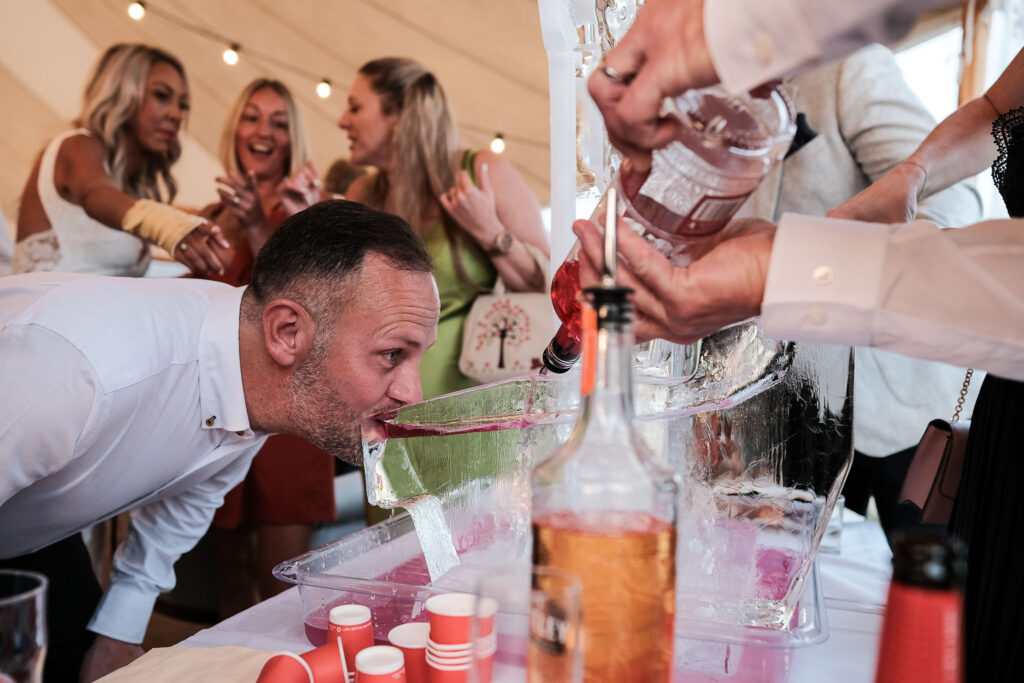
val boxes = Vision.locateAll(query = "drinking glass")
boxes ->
[472,565,582,683]
[0,570,48,683]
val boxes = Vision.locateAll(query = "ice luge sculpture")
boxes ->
[360,330,850,632]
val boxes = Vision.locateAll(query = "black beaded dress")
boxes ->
[948,105,1024,682]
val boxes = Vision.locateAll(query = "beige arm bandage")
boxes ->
[120,199,207,255]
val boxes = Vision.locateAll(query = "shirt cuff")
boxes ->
[761,213,891,346]
[704,0,820,92]
[87,578,160,644]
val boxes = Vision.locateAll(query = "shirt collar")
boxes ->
[198,285,254,435]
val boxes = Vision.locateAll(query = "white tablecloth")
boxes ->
[181,514,892,682]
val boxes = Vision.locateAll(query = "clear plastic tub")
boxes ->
[274,509,828,680]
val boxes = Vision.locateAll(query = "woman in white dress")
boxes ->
[14,43,227,276]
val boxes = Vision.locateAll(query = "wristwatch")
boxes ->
[486,231,517,256]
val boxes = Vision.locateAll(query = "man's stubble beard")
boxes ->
[288,339,365,466]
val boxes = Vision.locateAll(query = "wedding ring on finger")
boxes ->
[179,242,189,252]
[232,195,241,205]
[598,61,635,86]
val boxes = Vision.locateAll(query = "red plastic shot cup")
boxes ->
[424,654,471,683]
[329,604,375,675]
[355,645,407,683]
[388,622,430,683]
[301,638,347,682]
[425,593,484,645]
[256,652,314,683]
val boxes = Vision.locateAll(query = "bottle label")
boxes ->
[682,191,754,235]
[875,583,962,683]
[530,596,570,655]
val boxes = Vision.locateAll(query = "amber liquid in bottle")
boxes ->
[533,510,676,683]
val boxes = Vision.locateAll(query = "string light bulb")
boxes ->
[316,79,332,99]
[490,133,506,154]
[127,2,145,20]
[222,43,240,65]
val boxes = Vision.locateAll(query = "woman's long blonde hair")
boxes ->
[74,43,187,202]
[358,57,458,229]
[219,78,310,178]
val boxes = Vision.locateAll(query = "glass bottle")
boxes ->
[532,194,678,682]
[543,82,795,373]
[875,531,967,683]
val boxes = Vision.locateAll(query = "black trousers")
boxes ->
[0,534,102,683]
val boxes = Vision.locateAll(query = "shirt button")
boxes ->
[807,308,828,326]
[812,266,834,285]
[752,30,775,63]
[205,416,216,427]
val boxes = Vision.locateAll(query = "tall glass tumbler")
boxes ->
[473,565,582,683]
[0,570,48,683]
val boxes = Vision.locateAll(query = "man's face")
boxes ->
[289,254,439,464]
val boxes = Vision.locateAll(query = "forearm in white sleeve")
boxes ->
[704,0,962,93]
[86,449,259,642]
[762,214,1024,381]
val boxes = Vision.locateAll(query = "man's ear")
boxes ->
[262,298,316,368]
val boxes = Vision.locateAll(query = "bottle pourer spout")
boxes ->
[602,187,618,286]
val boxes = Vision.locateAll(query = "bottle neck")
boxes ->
[581,320,635,419]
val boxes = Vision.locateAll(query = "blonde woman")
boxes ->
[340,57,549,398]
[15,43,227,276]
[198,78,321,285]
[197,78,331,616]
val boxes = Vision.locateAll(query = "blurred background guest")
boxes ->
[323,157,368,197]
[14,43,226,278]
[339,56,549,399]
[196,78,335,617]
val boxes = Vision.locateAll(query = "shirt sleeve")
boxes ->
[86,444,261,642]
[704,0,962,93]
[762,214,1024,381]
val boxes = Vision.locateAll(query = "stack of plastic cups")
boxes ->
[424,593,496,683]
[354,645,407,682]
[388,623,430,683]
[328,604,376,681]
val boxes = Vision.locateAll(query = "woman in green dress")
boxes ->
[339,57,549,400]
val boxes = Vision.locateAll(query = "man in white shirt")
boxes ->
[574,0,1024,382]
[0,200,440,681]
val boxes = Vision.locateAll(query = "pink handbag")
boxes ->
[899,370,973,525]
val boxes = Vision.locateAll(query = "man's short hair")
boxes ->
[244,199,432,321]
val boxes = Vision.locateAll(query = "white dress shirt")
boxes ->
[0,273,268,642]
[763,215,1024,383]
[704,0,961,93]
